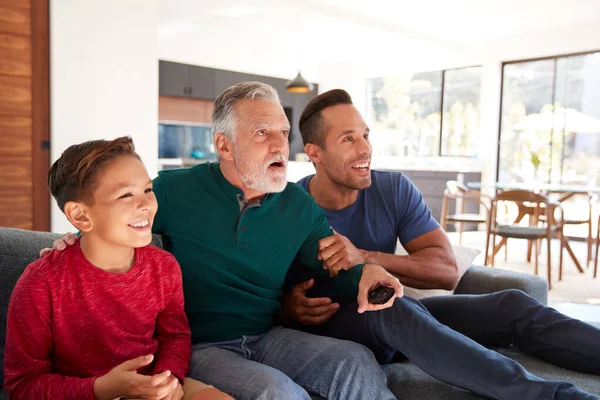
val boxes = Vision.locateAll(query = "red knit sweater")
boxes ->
[4,240,191,400]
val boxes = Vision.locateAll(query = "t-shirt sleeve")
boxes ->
[4,264,96,400]
[152,174,169,235]
[295,199,364,299]
[395,174,440,245]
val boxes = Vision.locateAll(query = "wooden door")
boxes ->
[0,0,50,230]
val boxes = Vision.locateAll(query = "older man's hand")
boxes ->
[318,231,368,278]
[357,264,403,314]
[39,232,77,257]
[281,279,339,325]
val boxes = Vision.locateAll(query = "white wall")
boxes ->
[50,0,159,233]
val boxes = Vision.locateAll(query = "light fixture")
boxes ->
[286,71,313,93]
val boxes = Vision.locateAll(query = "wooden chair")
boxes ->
[440,181,489,244]
[486,190,564,289]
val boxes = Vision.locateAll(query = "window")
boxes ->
[498,51,600,239]
[367,66,481,158]
[498,51,600,186]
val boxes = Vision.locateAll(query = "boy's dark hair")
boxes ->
[299,89,353,148]
[48,136,140,212]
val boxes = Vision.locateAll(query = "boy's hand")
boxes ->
[160,381,183,400]
[318,231,367,277]
[357,264,403,314]
[93,355,178,400]
[39,232,76,257]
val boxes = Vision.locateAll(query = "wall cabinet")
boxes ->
[159,61,215,100]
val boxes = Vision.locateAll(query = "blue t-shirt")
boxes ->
[286,170,440,300]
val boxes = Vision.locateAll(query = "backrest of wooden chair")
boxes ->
[490,190,553,229]
[555,191,597,221]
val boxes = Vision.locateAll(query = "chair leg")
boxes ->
[491,234,496,267]
[559,231,564,281]
[534,238,539,276]
[595,234,599,279]
[458,223,463,244]
[587,222,592,267]
[547,235,552,290]
[527,240,533,262]
[440,195,448,231]
[483,230,491,266]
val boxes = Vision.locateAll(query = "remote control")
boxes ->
[368,285,396,304]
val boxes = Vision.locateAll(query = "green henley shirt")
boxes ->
[152,162,364,343]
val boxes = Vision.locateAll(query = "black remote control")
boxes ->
[368,286,395,304]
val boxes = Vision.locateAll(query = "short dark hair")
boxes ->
[48,136,140,212]
[299,89,353,148]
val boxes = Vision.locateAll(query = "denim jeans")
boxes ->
[294,290,599,400]
[188,326,396,400]
[420,289,600,374]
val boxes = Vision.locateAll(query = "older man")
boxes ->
[283,89,600,400]
[48,83,400,400]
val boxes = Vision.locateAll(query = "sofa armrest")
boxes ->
[454,266,549,305]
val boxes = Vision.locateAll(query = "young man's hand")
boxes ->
[93,355,178,400]
[39,232,77,257]
[357,264,403,314]
[281,279,339,325]
[318,231,368,277]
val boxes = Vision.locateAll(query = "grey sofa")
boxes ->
[0,227,598,399]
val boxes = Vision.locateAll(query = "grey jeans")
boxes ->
[188,326,395,400]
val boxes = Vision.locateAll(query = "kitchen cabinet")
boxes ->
[160,61,215,99]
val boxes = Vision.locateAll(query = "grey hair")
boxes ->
[212,81,281,143]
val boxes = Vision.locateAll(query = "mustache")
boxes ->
[266,153,287,165]
[350,156,371,164]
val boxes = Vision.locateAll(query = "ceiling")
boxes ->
[157,0,600,80]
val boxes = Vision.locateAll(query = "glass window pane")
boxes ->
[553,52,600,239]
[367,71,442,157]
[553,52,600,187]
[498,60,555,183]
[441,67,482,157]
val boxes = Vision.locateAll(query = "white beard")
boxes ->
[234,150,287,193]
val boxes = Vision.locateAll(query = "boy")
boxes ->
[4,137,231,400]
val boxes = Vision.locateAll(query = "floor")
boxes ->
[446,231,600,322]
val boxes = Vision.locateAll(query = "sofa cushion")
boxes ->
[400,243,481,300]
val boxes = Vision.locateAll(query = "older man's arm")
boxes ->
[295,200,402,313]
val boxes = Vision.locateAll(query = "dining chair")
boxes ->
[440,181,490,244]
[486,190,563,289]
[554,192,598,269]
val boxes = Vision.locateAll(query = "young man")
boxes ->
[6,137,230,400]
[284,89,600,399]
[46,83,401,400]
